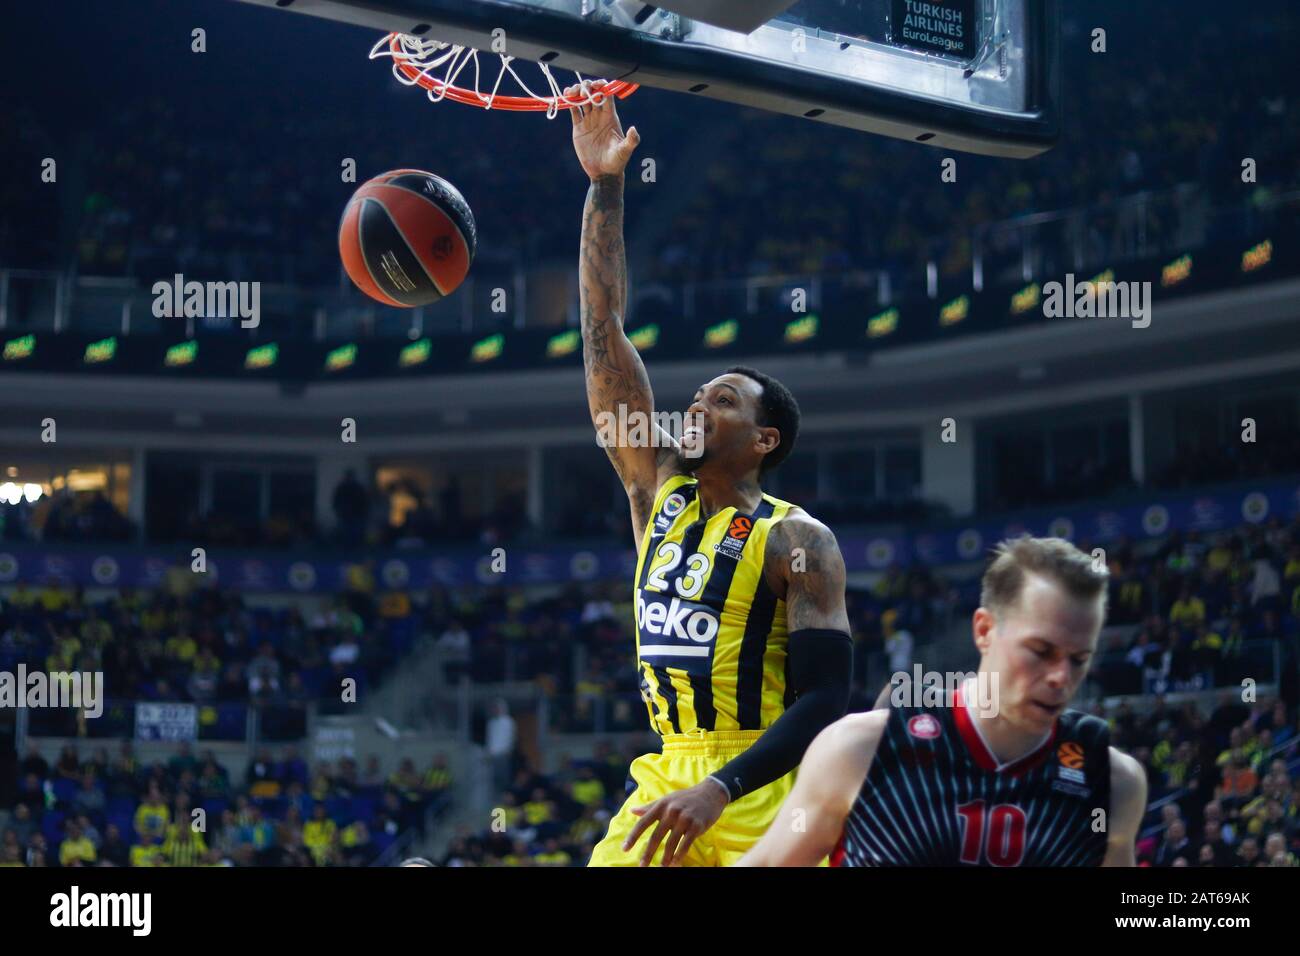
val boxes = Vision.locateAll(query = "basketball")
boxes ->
[338,169,477,307]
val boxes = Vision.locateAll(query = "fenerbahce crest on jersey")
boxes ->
[632,474,796,737]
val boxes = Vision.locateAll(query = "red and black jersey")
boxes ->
[833,682,1111,867]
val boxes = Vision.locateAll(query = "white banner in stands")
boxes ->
[135,702,198,741]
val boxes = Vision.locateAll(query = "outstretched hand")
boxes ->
[622,780,729,866]
[566,80,641,181]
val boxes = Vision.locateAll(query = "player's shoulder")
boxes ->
[815,708,890,757]
[1108,747,1146,796]
[1059,707,1111,744]
[801,710,888,809]
[765,505,839,552]
[1106,747,1148,833]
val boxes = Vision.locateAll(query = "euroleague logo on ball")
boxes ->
[339,169,476,308]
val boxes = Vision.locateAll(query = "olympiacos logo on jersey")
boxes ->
[907,714,942,739]
[635,588,719,647]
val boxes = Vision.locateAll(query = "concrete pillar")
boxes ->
[526,445,544,532]
[921,418,976,518]
[1128,393,1146,486]
[127,446,147,533]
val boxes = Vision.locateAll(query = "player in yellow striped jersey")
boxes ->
[567,81,853,866]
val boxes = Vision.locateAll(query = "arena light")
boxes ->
[0,482,20,505]
[83,336,118,364]
[399,338,432,368]
[783,314,819,344]
[325,343,358,372]
[1010,283,1041,316]
[545,330,580,359]
[628,324,659,352]
[1161,254,1193,288]
[22,483,41,503]
[244,343,279,370]
[704,320,738,349]
[470,333,503,363]
[66,469,106,491]
[1241,239,1273,273]
[867,307,899,338]
[1088,268,1116,291]
[164,340,198,368]
[939,295,969,326]
[3,334,35,361]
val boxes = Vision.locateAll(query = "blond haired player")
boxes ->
[741,537,1147,866]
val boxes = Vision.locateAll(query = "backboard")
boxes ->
[233,0,1058,158]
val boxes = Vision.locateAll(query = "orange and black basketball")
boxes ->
[338,169,477,307]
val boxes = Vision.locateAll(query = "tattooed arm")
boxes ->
[764,512,853,633]
[568,81,681,548]
[703,514,853,799]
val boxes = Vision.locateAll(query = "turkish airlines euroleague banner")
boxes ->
[0,482,1297,589]
[890,0,977,60]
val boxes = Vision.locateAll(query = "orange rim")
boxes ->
[387,34,639,111]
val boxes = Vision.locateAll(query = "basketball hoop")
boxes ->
[369,33,638,117]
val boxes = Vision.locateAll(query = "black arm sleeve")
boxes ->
[709,628,852,802]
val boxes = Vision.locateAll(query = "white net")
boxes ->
[368,33,631,117]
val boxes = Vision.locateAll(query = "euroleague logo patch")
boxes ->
[1057,741,1085,770]
[907,714,942,739]
[1056,741,1087,786]
[715,514,753,559]
[727,516,753,540]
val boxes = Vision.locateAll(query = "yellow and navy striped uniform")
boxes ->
[161,825,208,867]
[633,473,794,737]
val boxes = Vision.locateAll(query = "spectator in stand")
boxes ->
[72,770,106,819]
[187,646,222,702]
[58,819,96,867]
[486,699,517,794]
[211,810,242,863]
[569,764,605,809]
[1154,819,1191,867]
[133,782,169,841]
[247,642,282,701]
[883,612,913,679]
[1169,585,1206,630]
[130,833,164,867]
[436,619,471,683]
[1250,549,1282,610]
[422,754,454,815]
[1264,832,1298,867]
[161,820,209,867]
[279,746,309,788]
[1236,836,1262,867]
[339,820,372,866]
[303,803,338,866]
[245,748,281,799]
[333,470,370,548]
